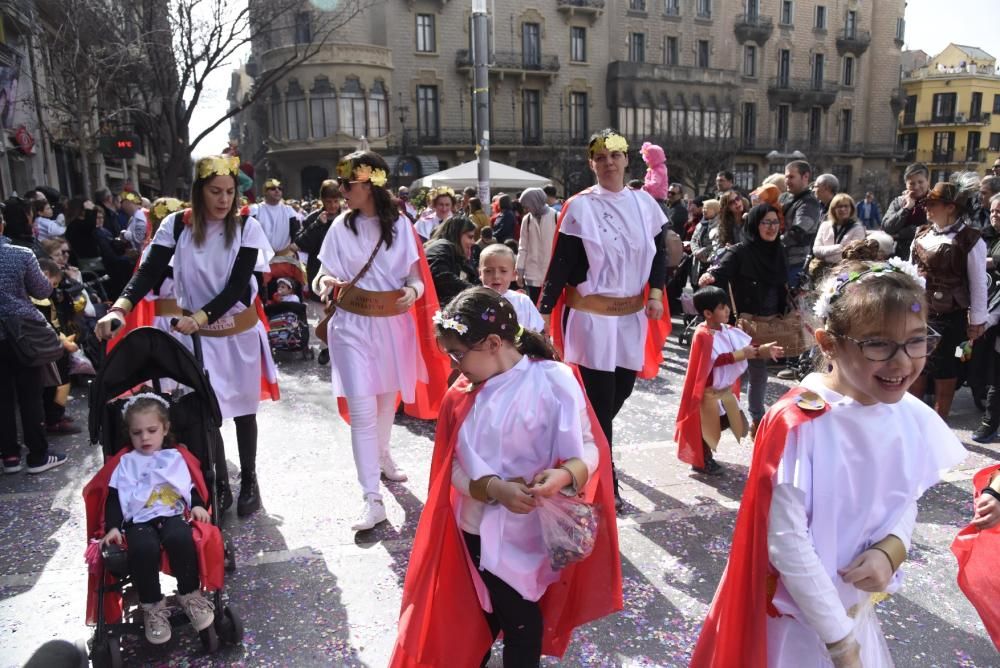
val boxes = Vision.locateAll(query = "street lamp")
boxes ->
[393,91,410,187]
[472,0,491,203]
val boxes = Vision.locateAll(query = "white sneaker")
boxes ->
[141,599,172,645]
[177,590,215,631]
[351,494,387,532]
[379,452,408,482]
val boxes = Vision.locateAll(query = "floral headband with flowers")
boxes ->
[120,191,142,205]
[336,158,388,188]
[428,186,456,202]
[813,257,925,320]
[433,299,526,341]
[196,155,241,181]
[588,132,629,158]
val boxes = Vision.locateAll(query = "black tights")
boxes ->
[577,365,638,495]
[463,532,542,668]
[233,414,257,474]
[125,515,199,604]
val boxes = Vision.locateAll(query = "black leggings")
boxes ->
[233,414,257,474]
[578,365,638,494]
[125,515,199,604]
[462,532,542,668]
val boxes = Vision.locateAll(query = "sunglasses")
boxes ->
[267,186,282,191]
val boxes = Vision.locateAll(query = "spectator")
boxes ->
[296,179,341,297]
[690,199,720,283]
[993,158,1000,178]
[63,198,105,273]
[715,170,735,196]
[717,190,746,247]
[119,191,147,252]
[781,160,823,286]
[973,193,1000,441]
[664,183,688,237]
[256,178,300,257]
[686,196,704,240]
[415,186,456,241]
[856,191,882,230]
[93,189,121,236]
[471,225,495,267]
[34,198,65,241]
[2,196,36,249]
[424,215,480,307]
[881,162,930,259]
[468,197,490,237]
[515,187,557,303]
[811,173,839,216]
[543,184,562,214]
[493,194,516,243]
[811,193,865,267]
[0,212,68,473]
[35,259,82,435]
[397,186,417,221]
[976,176,1000,229]
[461,186,476,214]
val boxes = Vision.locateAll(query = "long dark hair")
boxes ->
[338,151,398,249]
[190,156,241,247]
[1,197,34,242]
[435,287,556,360]
[429,215,476,259]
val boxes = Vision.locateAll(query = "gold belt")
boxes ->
[701,387,747,449]
[337,286,408,317]
[190,307,259,338]
[565,287,644,316]
[154,298,181,317]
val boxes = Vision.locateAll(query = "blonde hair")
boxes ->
[762,173,787,192]
[479,242,515,266]
[702,199,721,217]
[826,193,856,223]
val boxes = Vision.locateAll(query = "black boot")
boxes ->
[217,479,234,514]
[317,348,330,366]
[237,472,261,517]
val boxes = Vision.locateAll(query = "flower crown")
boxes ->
[429,186,456,202]
[150,197,184,224]
[589,132,629,158]
[432,311,468,335]
[121,392,170,418]
[120,191,142,204]
[336,160,388,188]
[813,258,926,320]
[196,155,240,181]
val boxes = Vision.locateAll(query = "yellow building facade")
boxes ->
[898,44,1000,183]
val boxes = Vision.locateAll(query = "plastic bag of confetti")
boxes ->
[536,494,599,571]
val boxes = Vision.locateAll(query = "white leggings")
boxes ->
[346,392,397,497]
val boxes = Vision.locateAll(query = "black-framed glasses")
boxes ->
[759,218,781,227]
[441,338,486,364]
[840,328,941,362]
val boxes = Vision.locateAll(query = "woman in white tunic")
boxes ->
[414,186,456,242]
[315,151,428,532]
[96,155,278,517]
[538,129,669,509]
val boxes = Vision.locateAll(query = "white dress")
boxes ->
[766,374,966,667]
[255,202,298,252]
[559,185,667,372]
[503,289,545,332]
[150,213,277,419]
[317,212,427,401]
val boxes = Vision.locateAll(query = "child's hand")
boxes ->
[838,548,893,592]
[101,528,123,547]
[759,342,784,361]
[972,493,1000,530]
[529,468,573,498]
[743,345,758,360]
[492,480,536,514]
[190,506,211,523]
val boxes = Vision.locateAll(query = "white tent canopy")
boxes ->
[410,159,551,190]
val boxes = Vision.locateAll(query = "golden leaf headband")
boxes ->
[150,197,184,224]
[336,160,388,188]
[120,191,141,204]
[196,155,240,181]
[588,133,629,158]
[429,186,456,201]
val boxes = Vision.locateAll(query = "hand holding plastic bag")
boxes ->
[535,494,599,571]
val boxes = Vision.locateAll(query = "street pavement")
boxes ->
[1,313,998,667]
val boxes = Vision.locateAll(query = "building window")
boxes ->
[968,131,982,161]
[523,22,541,67]
[339,78,366,138]
[933,131,955,162]
[845,10,857,39]
[743,45,757,77]
[570,26,586,62]
[295,11,311,44]
[696,0,711,19]
[745,0,760,19]
[989,132,1000,152]
[777,104,790,142]
[309,77,337,138]
[570,92,588,141]
[830,165,851,192]
[815,5,826,30]
[629,0,646,11]
[734,164,758,192]
[664,0,680,16]
[932,92,957,122]
[637,107,653,137]
[416,85,439,141]
[780,0,793,25]
[809,107,822,145]
[664,36,679,65]
[840,109,852,147]
[971,92,983,119]
[742,102,757,146]
[895,18,905,42]
[285,80,307,141]
[842,56,854,86]
[687,109,701,136]
[812,53,825,88]
[697,40,710,68]
[993,95,1000,114]
[416,14,436,53]
[629,33,645,63]
[269,89,282,138]
[670,109,685,136]
[903,95,917,125]
[778,49,791,86]
[523,90,541,144]
[368,81,389,137]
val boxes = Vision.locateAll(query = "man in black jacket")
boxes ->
[881,162,930,259]
[781,160,822,288]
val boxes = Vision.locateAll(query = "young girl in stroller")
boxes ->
[99,394,215,645]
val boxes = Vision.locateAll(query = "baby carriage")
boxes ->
[84,327,242,666]
[264,275,313,360]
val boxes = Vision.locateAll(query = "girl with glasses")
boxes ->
[692,259,965,668]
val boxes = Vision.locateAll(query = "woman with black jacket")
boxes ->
[296,180,342,299]
[700,204,788,435]
[423,215,479,309]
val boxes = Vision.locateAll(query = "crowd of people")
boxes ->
[4,132,1000,667]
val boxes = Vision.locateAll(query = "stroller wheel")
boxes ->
[90,634,122,668]
[216,606,244,645]
[224,539,236,572]
[200,624,220,653]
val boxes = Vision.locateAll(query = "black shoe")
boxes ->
[217,481,234,514]
[317,348,330,366]
[236,473,261,517]
[614,491,624,513]
[972,423,998,443]
[691,457,724,476]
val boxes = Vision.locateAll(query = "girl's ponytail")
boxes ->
[514,328,557,361]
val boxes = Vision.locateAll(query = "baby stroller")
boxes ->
[264,275,313,360]
[677,291,702,346]
[84,327,242,666]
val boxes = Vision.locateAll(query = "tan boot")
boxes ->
[177,590,215,632]
[141,599,171,645]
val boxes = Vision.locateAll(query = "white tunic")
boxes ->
[109,449,193,525]
[559,185,667,371]
[709,324,752,415]
[453,357,597,602]
[123,209,148,251]
[414,212,441,240]
[503,289,545,332]
[150,213,277,419]
[766,374,966,667]
[318,212,427,400]
[256,202,298,252]
[35,216,66,241]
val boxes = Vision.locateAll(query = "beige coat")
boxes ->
[516,208,557,286]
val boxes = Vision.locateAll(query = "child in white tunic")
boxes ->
[478,243,545,332]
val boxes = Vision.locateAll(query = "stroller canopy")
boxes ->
[88,327,222,443]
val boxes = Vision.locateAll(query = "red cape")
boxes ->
[674,324,741,468]
[545,190,671,380]
[82,446,225,625]
[951,463,1000,650]
[336,226,451,423]
[690,387,828,668]
[389,365,623,667]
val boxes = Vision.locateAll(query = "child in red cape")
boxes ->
[692,259,965,668]
[675,286,781,476]
[390,287,621,667]
[951,464,1000,649]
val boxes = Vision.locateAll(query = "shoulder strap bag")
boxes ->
[314,238,383,345]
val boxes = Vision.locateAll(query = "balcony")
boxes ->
[608,61,739,86]
[258,43,392,76]
[932,149,955,164]
[738,136,903,158]
[899,112,992,127]
[411,128,579,149]
[767,77,839,110]
[894,148,991,165]
[556,0,605,23]
[456,49,560,80]
[836,29,871,56]
[734,14,774,44]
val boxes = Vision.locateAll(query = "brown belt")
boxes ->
[191,307,260,338]
[337,286,408,317]
[154,298,181,317]
[566,287,644,316]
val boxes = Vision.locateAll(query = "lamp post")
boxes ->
[393,91,410,187]
[472,0,491,204]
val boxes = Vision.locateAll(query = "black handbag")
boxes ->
[1,316,64,366]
